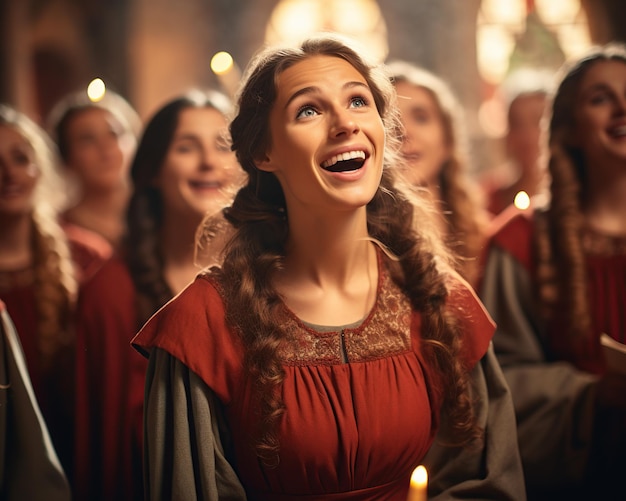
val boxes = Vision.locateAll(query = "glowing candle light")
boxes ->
[514,190,531,210]
[87,78,106,102]
[210,51,241,98]
[407,465,428,501]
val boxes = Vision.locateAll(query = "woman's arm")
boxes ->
[143,348,247,501]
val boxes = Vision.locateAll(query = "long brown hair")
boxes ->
[534,43,626,341]
[387,61,487,284]
[207,34,480,464]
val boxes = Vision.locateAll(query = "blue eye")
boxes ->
[351,96,368,108]
[296,105,318,119]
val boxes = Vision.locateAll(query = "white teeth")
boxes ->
[321,150,366,168]
[610,125,626,137]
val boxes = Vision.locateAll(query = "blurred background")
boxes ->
[1,0,625,171]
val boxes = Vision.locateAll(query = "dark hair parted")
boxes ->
[387,61,487,285]
[124,90,233,326]
[218,34,480,464]
[534,43,626,341]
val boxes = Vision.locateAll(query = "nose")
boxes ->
[329,108,360,138]
[99,134,122,158]
[614,94,626,116]
[199,148,217,171]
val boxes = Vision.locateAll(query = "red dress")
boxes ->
[133,253,494,500]
[489,207,626,374]
[0,226,109,494]
[73,255,147,500]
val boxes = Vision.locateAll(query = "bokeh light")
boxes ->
[87,78,106,102]
[514,190,531,210]
[210,51,234,75]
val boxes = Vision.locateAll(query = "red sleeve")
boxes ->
[132,275,245,403]
[486,205,535,272]
[447,278,496,369]
[74,256,145,500]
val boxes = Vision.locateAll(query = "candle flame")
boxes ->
[410,465,428,488]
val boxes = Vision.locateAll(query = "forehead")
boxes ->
[274,55,368,101]
[579,59,626,91]
[0,124,30,146]
[175,107,227,133]
[395,81,439,113]
[66,106,123,132]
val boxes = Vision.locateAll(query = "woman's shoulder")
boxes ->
[132,273,244,395]
[132,273,231,353]
[77,254,135,306]
[446,275,496,368]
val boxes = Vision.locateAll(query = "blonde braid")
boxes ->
[31,213,77,369]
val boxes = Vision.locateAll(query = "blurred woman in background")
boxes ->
[47,89,140,250]
[74,89,245,500]
[480,43,626,499]
[0,104,107,496]
[388,61,488,286]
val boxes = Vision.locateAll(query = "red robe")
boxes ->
[74,255,147,500]
[0,225,110,496]
[133,254,494,500]
[488,206,626,374]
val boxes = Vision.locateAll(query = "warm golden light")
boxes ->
[210,51,234,75]
[87,78,106,102]
[535,0,581,25]
[265,0,388,62]
[407,465,428,501]
[481,0,526,29]
[477,25,516,84]
[476,0,590,86]
[514,190,531,210]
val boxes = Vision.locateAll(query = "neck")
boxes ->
[66,185,130,245]
[76,182,130,211]
[160,212,204,293]
[282,207,372,286]
[0,214,33,269]
[584,171,626,236]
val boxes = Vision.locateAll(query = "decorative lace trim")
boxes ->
[278,264,413,366]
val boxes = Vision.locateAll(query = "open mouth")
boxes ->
[189,180,222,189]
[608,125,626,138]
[321,150,366,172]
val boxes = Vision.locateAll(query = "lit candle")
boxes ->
[407,465,428,501]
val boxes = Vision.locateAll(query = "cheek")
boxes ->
[25,163,39,179]
[425,126,448,156]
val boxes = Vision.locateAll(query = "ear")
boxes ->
[254,153,277,173]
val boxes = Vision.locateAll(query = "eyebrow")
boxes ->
[582,82,614,96]
[284,81,371,109]
[172,133,201,143]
